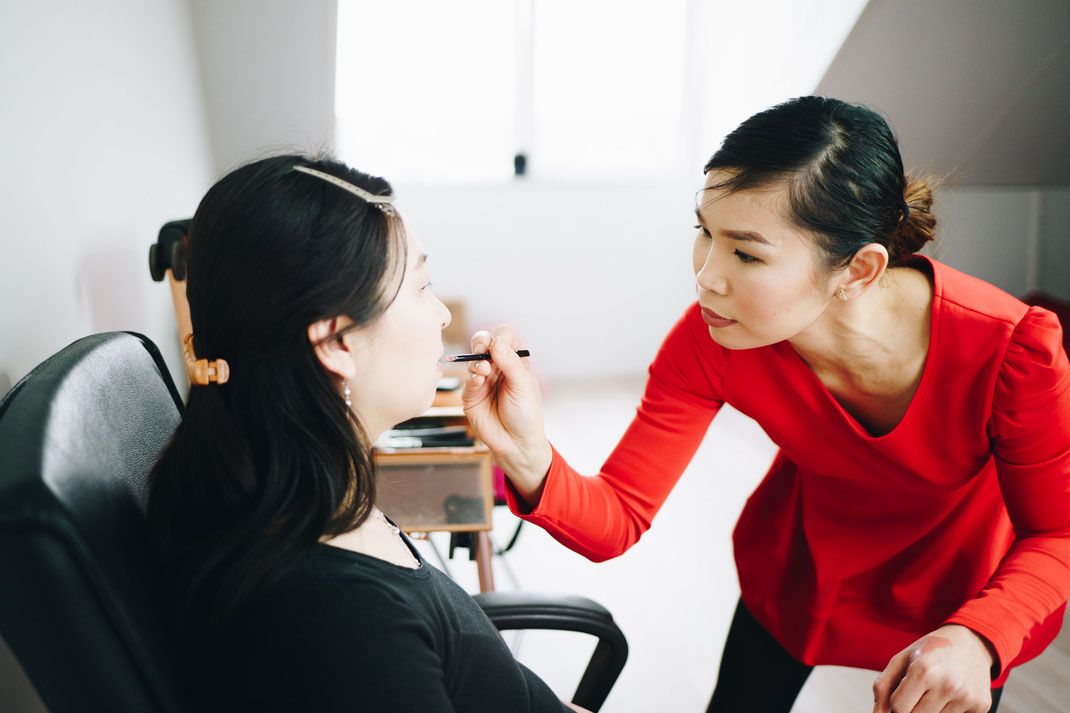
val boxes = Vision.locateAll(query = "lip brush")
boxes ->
[441,350,531,363]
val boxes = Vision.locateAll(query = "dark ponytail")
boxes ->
[894,175,937,260]
[704,96,937,272]
[147,154,404,630]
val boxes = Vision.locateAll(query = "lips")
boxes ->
[701,307,737,328]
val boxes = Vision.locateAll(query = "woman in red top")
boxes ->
[462,97,1070,713]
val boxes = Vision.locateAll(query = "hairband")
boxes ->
[183,333,230,386]
[292,165,396,216]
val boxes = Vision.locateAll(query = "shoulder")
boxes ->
[922,260,1069,407]
[928,257,1029,328]
[995,306,1070,408]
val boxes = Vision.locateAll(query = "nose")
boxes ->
[438,297,452,330]
[695,244,728,295]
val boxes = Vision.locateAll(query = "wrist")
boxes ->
[944,624,997,670]
[497,439,552,505]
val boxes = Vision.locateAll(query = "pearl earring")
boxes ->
[343,380,352,408]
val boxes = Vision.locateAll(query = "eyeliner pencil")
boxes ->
[441,350,531,362]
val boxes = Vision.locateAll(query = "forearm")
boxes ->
[505,433,701,562]
[945,531,1070,673]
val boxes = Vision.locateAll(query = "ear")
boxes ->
[308,316,358,381]
[837,243,889,300]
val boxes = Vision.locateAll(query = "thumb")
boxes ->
[489,336,529,383]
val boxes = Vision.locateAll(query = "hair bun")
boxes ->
[892,176,937,261]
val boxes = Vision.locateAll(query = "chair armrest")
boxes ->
[474,591,628,712]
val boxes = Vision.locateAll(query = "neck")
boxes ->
[789,267,931,379]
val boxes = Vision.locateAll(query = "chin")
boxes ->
[705,326,773,351]
[419,381,439,413]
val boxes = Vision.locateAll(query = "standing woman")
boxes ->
[148,155,586,712]
[462,97,1070,713]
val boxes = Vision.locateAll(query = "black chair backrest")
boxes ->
[0,332,190,712]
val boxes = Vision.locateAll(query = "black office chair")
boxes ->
[0,332,627,712]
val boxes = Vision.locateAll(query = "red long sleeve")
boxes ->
[945,306,1070,677]
[507,257,1070,682]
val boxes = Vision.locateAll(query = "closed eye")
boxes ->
[733,249,761,264]
[694,224,711,238]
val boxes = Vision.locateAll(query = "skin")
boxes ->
[462,171,997,713]
[309,221,451,566]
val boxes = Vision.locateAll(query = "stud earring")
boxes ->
[838,288,848,301]
[343,380,352,408]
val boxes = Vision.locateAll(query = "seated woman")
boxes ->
[147,154,583,712]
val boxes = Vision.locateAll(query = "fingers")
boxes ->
[462,368,488,397]
[469,326,531,381]
[470,329,492,353]
[888,672,926,713]
[463,330,493,392]
[877,654,990,713]
[470,325,520,352]
[874,651,910,713]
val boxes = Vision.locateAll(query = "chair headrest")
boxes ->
[0,331,191,712]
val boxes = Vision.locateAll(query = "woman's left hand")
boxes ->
[872,624,996,713]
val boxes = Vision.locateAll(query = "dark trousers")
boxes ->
[706,600,1004,713]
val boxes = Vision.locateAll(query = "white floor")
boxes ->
[412,376,1070,713]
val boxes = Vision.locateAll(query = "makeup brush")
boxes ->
[441,349,531,362]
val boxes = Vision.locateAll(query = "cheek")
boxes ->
[757,272,821,323]
[739,270,819,321]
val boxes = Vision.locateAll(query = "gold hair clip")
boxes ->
[292,165,396,216]
[182,333,230,386]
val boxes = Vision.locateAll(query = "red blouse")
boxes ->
[507,257,1070,686]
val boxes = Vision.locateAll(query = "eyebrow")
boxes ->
[721,229,772,246]
[694,208,772,246]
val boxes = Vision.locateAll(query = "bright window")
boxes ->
[530,0,689,180]
[335,0,516,182]
[335,0,868,184]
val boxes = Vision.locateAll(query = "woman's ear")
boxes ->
[837,243,889,299]
[308,317,358,380]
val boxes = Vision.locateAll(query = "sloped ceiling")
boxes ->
[816,0,1070,186]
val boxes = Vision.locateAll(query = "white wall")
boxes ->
[934,186,1070,302]
[0,1,213,706]
[1038,188,1070,301]
[0,1,214,394]
[398,179,700,380]
[187,0,337,176]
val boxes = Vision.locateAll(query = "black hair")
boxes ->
[147,154,404,629]
[703,96,936,272]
